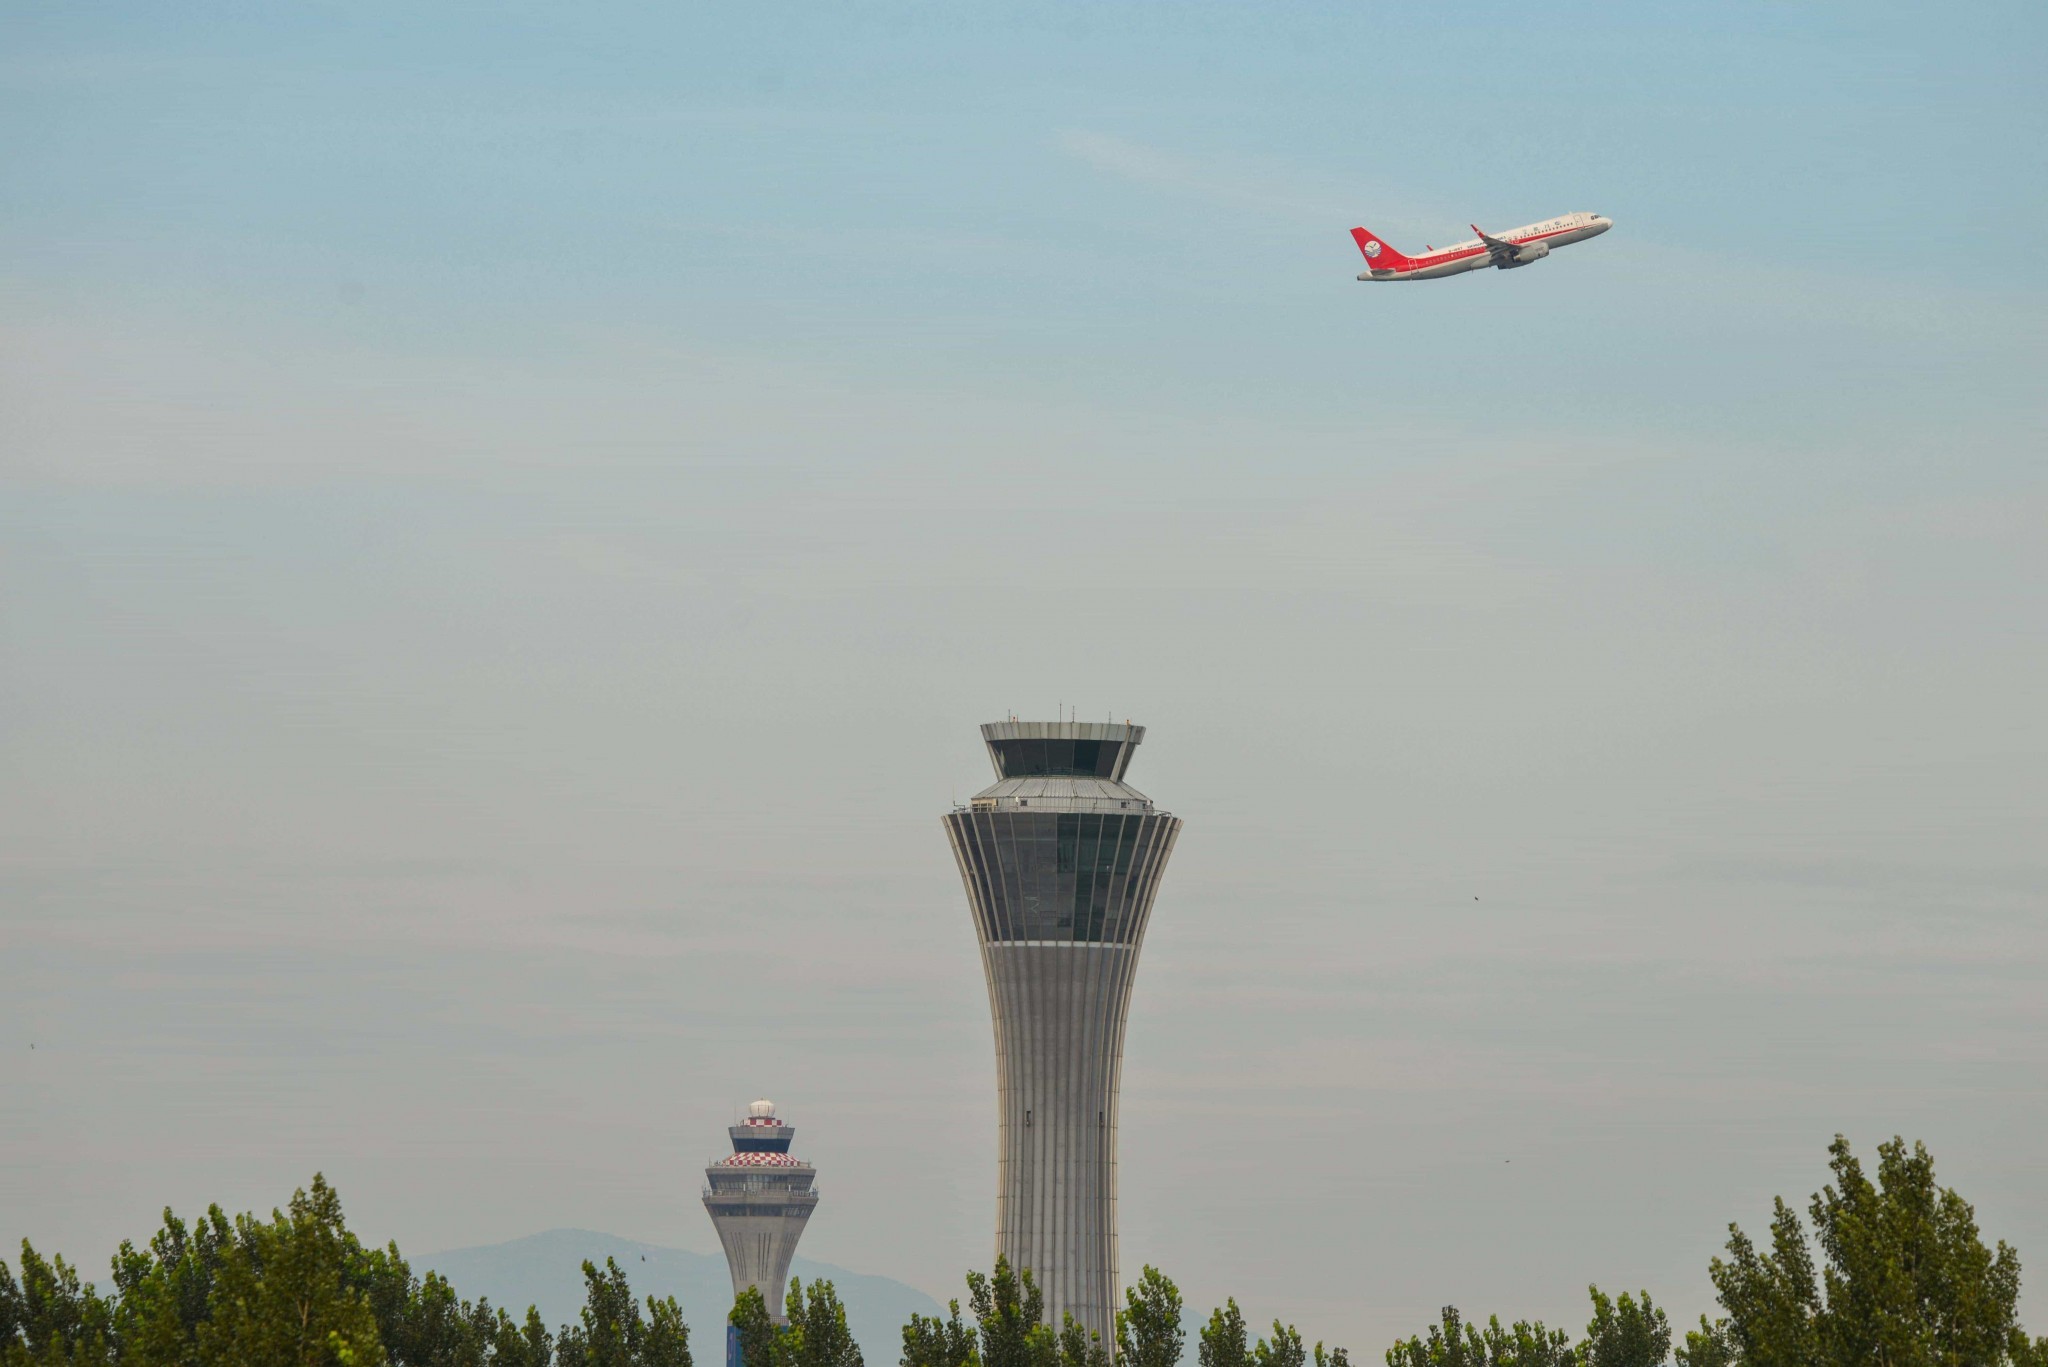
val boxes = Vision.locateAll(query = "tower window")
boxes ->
[990,739,1124,778]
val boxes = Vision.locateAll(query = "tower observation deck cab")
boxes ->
[702,1100,819,1325]
[941,720,1183,1350]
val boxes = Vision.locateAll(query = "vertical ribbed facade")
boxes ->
[942,721,1182,1350]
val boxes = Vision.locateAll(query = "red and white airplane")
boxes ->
[1350,212,1611,281]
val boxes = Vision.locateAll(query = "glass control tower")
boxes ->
[941,720,1183,1349]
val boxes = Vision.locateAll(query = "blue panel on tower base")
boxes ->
[727,1323,744,1367]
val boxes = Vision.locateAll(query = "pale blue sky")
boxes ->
[4,0,2046,1354]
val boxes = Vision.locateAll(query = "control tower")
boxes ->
[941,720,1183,1348]
[702,1100,819,1322]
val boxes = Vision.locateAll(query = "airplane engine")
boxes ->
[1499,241,1550,268]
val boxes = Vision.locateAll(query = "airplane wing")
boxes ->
[1470,223,1519,266]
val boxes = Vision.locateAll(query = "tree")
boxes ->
[1056,1316,1107,1367]
[1253,1324,1304,1367]
[1383,1307,1475,1367]
[1474,1317,1573,1367]
[361,1257,503,1367]
[1672,1319,1732,1367]
[2,1241,118,1366]
[1115,1268,1183,1367]
[0,1261,16,1360]
[108,1205,236,1366]
[639,1297,692,1367]
[786,1280,861,1367]
[91,1190,553,1367]
[556,1258,690,1367]
[194,1175,385,1367]
[902,1300,977,1367]
[1312,1344,1350,1367]
[731,1288,784,1367]
[1382,1307,1571,1367]
[1709,1135,2033,1367]
[492,1308,557,1367]
[4,1176,690,1367]
[964,1260,1052,1367]
[1581,1289,1669,1367]
[1199,1301,1249,1367]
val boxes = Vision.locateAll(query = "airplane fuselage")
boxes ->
[1353,212,1611,281]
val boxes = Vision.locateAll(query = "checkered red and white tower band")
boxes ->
[942,721,1183,1352]
[702,1100,818,1324]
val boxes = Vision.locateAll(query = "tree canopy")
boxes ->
[901,1300,976,1367]
[5,1136,2043,1367]
[965,1258,1053,1367]
[1384,1135,2047,1367]
[1382,1305,1574,1367]
[1702,1135,2045,1367]
[0,1176,677,1367]
[1116,1267,1184,1367]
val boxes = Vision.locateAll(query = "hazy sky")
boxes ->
[4,0,2045,1352]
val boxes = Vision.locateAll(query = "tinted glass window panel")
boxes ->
[991,740,1042,776]
[973,813,1012,941]
[994,814,1030,940]
[1102,816,1133,942]
[1113,818,1140,875]
[1052,813,1079,936]
[1072,815,1102,939]
[1023,814,1059,937]
[990,738,1123,778]
[1085,837,1113,940]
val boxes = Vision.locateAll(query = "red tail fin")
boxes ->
[1351,227,1416,271]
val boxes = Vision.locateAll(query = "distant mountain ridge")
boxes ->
[421,1230,943,1364]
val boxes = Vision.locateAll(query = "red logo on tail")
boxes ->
[1350,227,1414,270]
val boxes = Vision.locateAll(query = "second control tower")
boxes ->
[941,720,1183,1348]
[702,1100,818,1323]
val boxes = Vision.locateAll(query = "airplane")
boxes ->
[1350,212,1611,281]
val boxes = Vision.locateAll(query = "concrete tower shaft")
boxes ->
[702,1100,818,1323]
[942,721,1182,1349]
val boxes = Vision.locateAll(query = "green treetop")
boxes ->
[192,1175,386,1367]
[556,1258,689,1367]
[1708,1134,2041,1367]
[901,1300,977,1367]
[1116,1267,1184,1367]
[1382,1304,1576,1367]
[1581,1290,1669,1367]
[1198,1300,1250,1367]
[1056,1315,1108,1367]
[964,1260,1054,1367]
[786,1279,863,1367]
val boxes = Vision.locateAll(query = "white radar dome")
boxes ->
[747,1099,776,1119]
